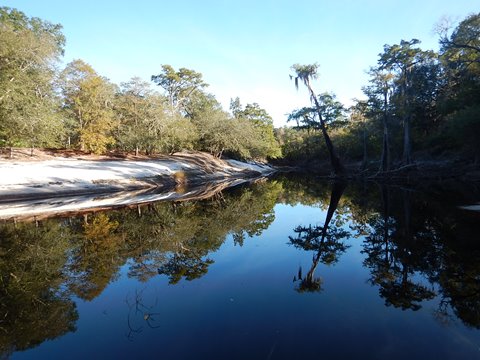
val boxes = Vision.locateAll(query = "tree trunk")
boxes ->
[379,89,390,172]
[402,68,412,165]
[323,181,347,232]
[307,83,346,176]
[402,189,412,244]
[303,181,346,291]
[402,115,411,165]
[306,128,311,159]
[361,123,368,170]
[135,145,139,156]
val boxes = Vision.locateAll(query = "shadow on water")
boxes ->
[1,174,480,358]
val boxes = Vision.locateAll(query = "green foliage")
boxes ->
[278,14,479,166]
[276,126,322,162]
[60,59,117,153]
[290,63,319,91]
[194,107,251,158]
[115,77,156,154]
[437,105,480,159]
[289,93,346,130]
[1,6,479,163]
[287,106,317,130]
[184,90,222,119]
[159,114,198,154]
[0,7,65,148]
[438,13,480,113]
[230,100,282,159]
[151,65,208,114]
[114,77,198,155]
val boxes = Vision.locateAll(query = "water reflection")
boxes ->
[1,176,480,358]
[0,221,78,358]
[290,181,350,292]
[125,288,162,341]
[352,182,480,326]
[361,187,437,311]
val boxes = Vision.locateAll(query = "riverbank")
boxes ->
[0,150,275,204]
[275,157,480,182]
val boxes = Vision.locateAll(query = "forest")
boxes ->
[1,7,479,173]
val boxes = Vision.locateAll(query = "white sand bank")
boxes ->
[0,153,275,220]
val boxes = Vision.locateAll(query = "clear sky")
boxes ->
[3,0,479,126]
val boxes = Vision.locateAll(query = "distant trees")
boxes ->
[0,7,65,150]
[1,6,479,167]
[281,12,480,170]
[0,6,280,161]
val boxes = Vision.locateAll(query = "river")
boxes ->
[2,175,480,359]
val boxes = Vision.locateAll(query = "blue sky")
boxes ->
[3,0,479,126]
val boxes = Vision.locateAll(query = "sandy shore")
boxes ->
[0,152,275,220]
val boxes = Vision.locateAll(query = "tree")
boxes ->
[229,97,243,118]
[158,113,198,154]
[194,107,253,158]
[287,107,318,159]
[364,69,395,172]
[287,107,317,130]
[314,92,347,128]
[60,59,117,153]
[438,13,480,65]
[115,77,159,155]
[378,40,437,165]
[185,90,222,119]
[151,65,208,114]
[349,99,370,170]
[0,7,65,151]
[231,100,282,159]
[275,126,315,161]
[290,64,346,176]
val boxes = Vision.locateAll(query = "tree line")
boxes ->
[0,7,281,159]
[1,6,479,168]
[279,12,480,173]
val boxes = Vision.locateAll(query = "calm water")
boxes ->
[2,176,480,359]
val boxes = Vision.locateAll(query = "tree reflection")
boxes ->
[0,221,78,357]
[0,179,283,357]
[69,213,124,301]
[125,288,162,341]
[435,240,480,328]
[158,251,214,284]
[361,186,436,310]
[290,181,350,292]
[2,175,480,358]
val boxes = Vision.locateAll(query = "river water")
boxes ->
[2,175,480,359]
